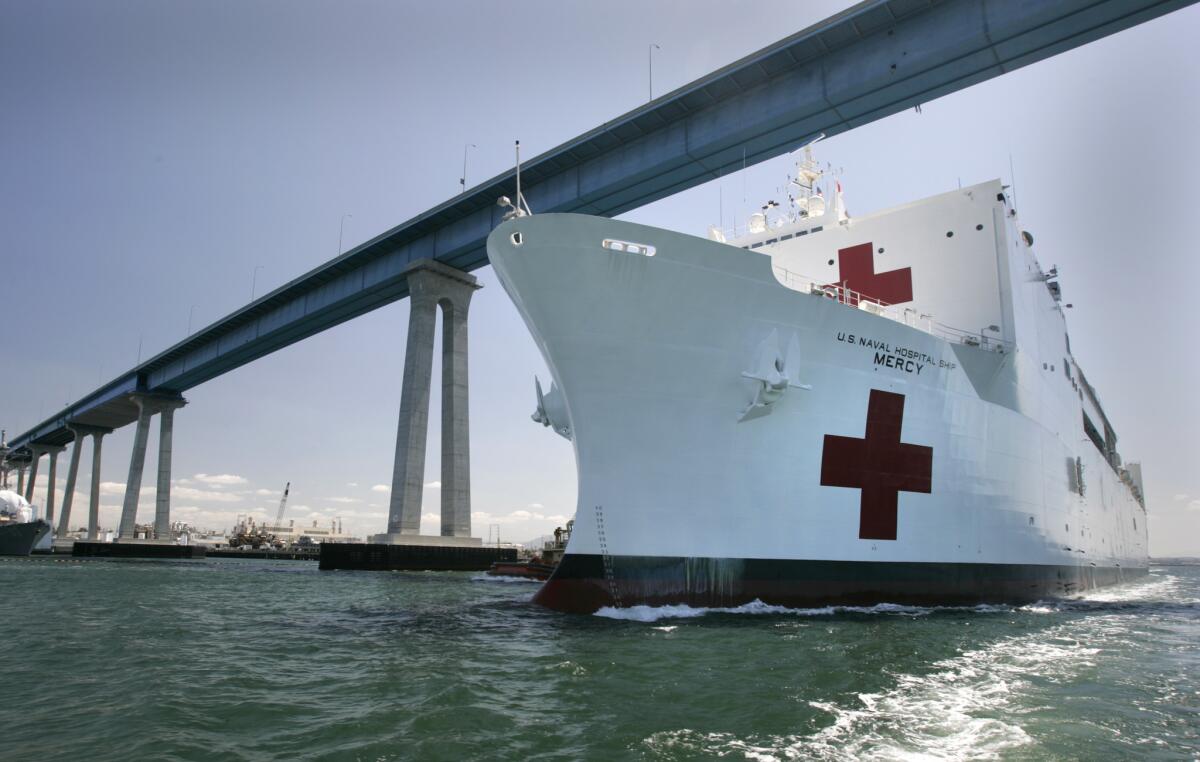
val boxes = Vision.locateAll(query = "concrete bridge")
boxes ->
[2,0,1193,547]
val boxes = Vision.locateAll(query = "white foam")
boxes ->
[593,598,997,622]
[642,622,1110,760]
[469,573,543,584]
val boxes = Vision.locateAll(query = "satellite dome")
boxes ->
[0,490,33,523]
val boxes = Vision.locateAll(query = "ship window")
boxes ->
[603,238,655,257]
[765,238,777,245]
[780,233,793,241]
[811,226,823,233]
[1063,360,1071,380]
[797,230,807,237]
[1133,517,1137,530]
[1083,413,1106,456]
[510,232,523,246]
[750,242,763,249]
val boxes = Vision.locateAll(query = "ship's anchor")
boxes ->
[739,329,811,422]
[532,376,572,440]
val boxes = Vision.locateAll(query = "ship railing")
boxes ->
[772,265,1013,353]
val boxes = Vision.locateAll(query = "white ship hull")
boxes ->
[487,182,1148,613]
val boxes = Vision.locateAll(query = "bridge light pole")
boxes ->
[459,144,476,195]
[187,304,197,336]
[648,43,660,101]
[338,213,353,255]
[251,265,264,301]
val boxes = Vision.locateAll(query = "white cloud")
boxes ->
[346,482,358,488]
[174,486,243,503]
[1189,500,1200,512]
[422,512,439,520]
[254,488,275,496]
[99,481,126,495]
[467,509,570,525]
[327,497,360,504]
[193,473,247,486]
[424,480,441,489]
[1174,493,1188,502]
[529,502,544,509]
[371,484,390,493]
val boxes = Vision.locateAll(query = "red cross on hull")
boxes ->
[820,389,932,540]
[830,242,914,306]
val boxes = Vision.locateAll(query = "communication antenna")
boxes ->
[497,140,533,220]
[515,140,531,216]
[1009,153,1018,211]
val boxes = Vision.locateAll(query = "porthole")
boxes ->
[510,232,523,246]
[827,259,835,266]
[946,231,954,238]
[975,224,984,231]
[877,247,884,254]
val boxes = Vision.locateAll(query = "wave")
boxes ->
[595,599,970,622]
[641,619,1113,760]
[597,572,1188,623]
[469,573,543,584]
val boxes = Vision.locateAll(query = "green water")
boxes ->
[2,559,1197,761]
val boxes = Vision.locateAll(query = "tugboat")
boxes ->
[487,521,573,580]
[0,490,50,556]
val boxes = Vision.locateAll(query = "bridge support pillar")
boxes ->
[57,432,85,539]
[379,260,480,543]
[16,464,26,498]
[55,425,111,540]
[87,430,107,539]
[118,398,154,539]
[154,400,186,540]
[117,394,185,542]
[24,451,41,503]
[32,445,65,525]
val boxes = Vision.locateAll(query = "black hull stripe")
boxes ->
[533,553,1149,614]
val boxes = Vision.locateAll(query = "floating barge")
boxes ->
[72,541,206,559]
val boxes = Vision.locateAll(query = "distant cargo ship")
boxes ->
[488,147,1149,613]
[0,490,50,556]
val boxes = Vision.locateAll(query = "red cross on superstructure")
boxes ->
[831,242,914,306]
[820,389,932,540]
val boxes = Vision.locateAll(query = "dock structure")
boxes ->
[2,0,1195,560]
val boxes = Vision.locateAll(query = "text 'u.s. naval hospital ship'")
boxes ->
[488,146,1149,614]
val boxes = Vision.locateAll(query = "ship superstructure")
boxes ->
[488,150,1148,613]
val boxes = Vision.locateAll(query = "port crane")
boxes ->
[227,482,290,549]
[274,482,290,529]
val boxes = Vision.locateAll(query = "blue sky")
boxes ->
[2,1,1197,553]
